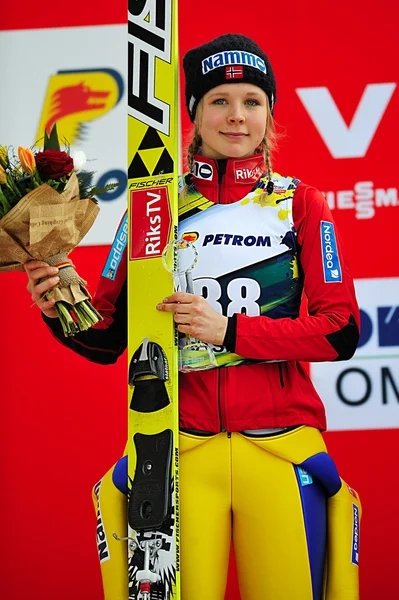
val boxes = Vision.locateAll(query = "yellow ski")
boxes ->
[127,2,180,599]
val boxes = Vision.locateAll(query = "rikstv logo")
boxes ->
[130,187,172,260]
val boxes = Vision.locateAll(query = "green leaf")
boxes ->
[0,187,12,214]
[93,183,120,198]
[44,123,61,151]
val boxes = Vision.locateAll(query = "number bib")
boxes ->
[178,173,303,370]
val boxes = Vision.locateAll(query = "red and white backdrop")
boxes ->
[1,1,398,598]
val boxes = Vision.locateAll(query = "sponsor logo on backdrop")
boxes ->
[295,83,399,221]
[311,278,399,431]
[35,67,126,206]
[323,181,398,220]
[2,25,129,247]
[359,305,399,350]
[337,298,399,407]
[320,221,342,283]
[103,213,128,280]
[130,187,171,260]
[36,69,123,144]
[296,83,396,159]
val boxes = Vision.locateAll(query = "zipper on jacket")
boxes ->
[278,363,285,389]
[217,159,227,203]
[218,369,225,432]
[216,159,227,433]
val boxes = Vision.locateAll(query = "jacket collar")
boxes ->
[191,153,266,204]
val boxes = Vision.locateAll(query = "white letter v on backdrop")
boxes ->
[296,83,396,159]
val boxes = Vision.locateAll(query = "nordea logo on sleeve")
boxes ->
[320,221,342,283]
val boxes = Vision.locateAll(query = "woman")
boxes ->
[26,34,361,600]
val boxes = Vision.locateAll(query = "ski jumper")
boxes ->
[44,153,361,599]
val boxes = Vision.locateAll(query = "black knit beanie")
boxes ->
[183,34,276,122]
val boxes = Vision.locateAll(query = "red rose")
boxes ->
[35,150,74,180]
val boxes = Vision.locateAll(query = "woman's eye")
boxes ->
[212,98,260,106]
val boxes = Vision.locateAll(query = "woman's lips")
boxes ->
[220,132,248,139]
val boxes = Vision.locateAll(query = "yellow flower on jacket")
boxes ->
[0,164,7,184]
[18,146,36,175]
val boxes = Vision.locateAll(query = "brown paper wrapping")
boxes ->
[40,252,91,304]
[0,173,99,305]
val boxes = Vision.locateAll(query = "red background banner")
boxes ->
[1,1,398,599]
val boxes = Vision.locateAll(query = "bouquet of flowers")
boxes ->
[0,124,117,336]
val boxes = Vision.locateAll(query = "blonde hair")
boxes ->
[186,96,278,185]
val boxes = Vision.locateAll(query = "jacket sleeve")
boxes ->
[43,214,128,365]
[224,183,360,362]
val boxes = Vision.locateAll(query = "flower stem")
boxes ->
[55,302,79,337]
[0,188,11,214]
[55,300,103,336]
[73,301,103,330]
[6,176,21,199]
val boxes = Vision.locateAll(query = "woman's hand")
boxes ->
[24,260,60,318]
[156,292,228,346]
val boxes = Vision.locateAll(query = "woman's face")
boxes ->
[198,83,268,160]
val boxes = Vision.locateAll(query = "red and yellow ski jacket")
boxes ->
[44,153,359,433]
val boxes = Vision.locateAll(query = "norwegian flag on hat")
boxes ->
[225,66,244,79]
